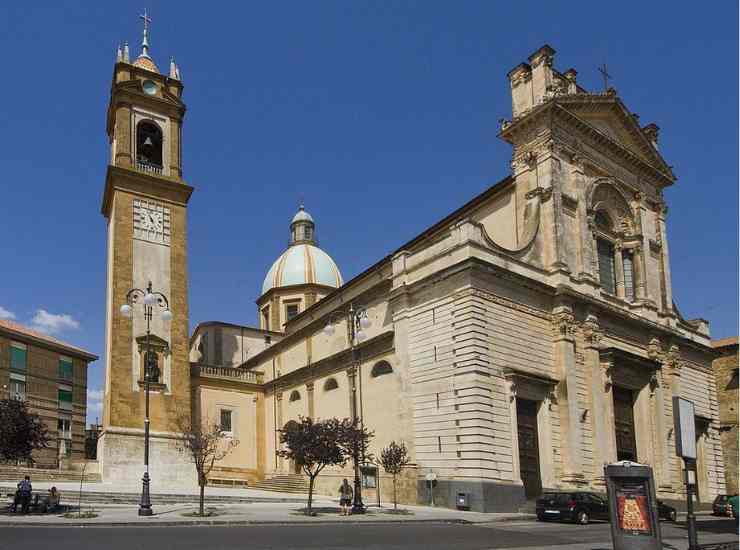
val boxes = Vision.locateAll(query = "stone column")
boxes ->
[583,315,614,484]
[553,306,583,482]
[656,204,674,314]
[306,381,315,419]
[575,156,597,283]
[664,344,683,491]
[648,338,672,491]
[633,245,647,300]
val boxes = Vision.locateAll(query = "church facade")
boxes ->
[98,27,726,512]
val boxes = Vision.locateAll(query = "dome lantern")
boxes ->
[290,204,316,245]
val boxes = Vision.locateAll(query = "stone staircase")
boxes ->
[0,465,101,483]
[249,473,310,494]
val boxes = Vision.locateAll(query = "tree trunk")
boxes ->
[307,476,315,516]
[199,482,205,516]
[393,475,397,510]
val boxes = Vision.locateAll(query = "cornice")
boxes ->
[101,165,194,217]
[500,100,674,187]
[262,331,395,393]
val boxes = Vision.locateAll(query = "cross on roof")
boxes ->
[140,9,152,31]
[598,63,612,92]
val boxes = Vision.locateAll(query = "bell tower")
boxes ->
[98,14,195,485]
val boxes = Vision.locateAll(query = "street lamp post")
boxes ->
[323,303,371,514]
[120,281,172,517]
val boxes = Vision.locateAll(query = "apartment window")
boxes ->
[9,378,26,401]
[58,418,72,440]
[59,357,74,381]
[303,226,312,240]
[623,251,635,302]
[220,409,233,434]
[58,388,73,411]
[10,343,27,371]
[285,303,299,321]
[597,238,616,294]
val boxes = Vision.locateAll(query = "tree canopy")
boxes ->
[0,399,50,463]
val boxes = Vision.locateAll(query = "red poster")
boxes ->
[615,482,652,535]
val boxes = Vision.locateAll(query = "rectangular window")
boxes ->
[262,307,270,330]
[303,226,312,240]
[10,379,26,401]
[59,358,74,380]
[623,252,635,302]
[58,418,72,439]
[10,343,27,371]
[58,389,73,411]
[220,409,233,433]
[597,238,616,294]
[286,303,299,321]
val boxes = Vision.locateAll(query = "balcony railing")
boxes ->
[192,364,264,384]
[136,160,163,175]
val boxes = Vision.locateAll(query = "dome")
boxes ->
[292,206,314,224]
[262,244,343,294]
[133,54,159,73]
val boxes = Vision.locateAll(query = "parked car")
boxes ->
[657,500,677,522]
[712,494,735,516]
[536,491,609,524]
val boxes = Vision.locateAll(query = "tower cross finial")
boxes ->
[139,9,152,58]
[598,63,612,92]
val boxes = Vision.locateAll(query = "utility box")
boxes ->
[456,492,470,510]
[604,461,663,550]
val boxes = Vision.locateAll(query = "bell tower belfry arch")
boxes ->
[98,15,195,485]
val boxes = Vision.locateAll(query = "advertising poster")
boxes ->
[615,480,653,536]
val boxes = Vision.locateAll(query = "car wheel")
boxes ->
[576,510,589,525]
[537,513,546,522]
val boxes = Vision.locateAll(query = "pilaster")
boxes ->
[552,305,583,482]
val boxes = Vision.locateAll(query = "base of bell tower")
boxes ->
[97,427,197,488]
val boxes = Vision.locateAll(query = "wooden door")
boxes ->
[613,387,638,462]
[517,398,542,499]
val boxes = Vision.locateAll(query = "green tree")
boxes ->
[380,441,410,510]
[0,399,50,464]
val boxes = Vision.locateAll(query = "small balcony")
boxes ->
[136,160,163,175]
[192,364,264,384]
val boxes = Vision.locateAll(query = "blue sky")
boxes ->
[0,2,736,424]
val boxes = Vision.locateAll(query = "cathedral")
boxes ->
[97,22,726,512]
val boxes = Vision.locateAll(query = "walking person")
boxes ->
[338,478,353,516]
[17,476,32,514]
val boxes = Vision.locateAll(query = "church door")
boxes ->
[517,398,542,499]
[613,387,638,462]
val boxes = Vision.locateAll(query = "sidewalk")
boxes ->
[0,498,532,527]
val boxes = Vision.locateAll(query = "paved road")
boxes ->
[0,517,735,550]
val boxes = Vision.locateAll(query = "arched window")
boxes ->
[597,237,616,294]
[371,361,393,378]
[289,390,301,402]
[324,377,339,391]
[136,120,163,168]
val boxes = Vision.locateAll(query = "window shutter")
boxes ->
[623,252,635,301]
[597,239,616,294]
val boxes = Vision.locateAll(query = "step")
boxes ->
[0,466,100,483]
[0,486,305,505]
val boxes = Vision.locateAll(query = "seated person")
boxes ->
[41,487,60,513]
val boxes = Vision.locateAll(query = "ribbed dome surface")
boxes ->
[262,244,343,295]
[133,55,159,73]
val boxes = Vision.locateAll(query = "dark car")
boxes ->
[536,491,609,524]
[657,500,677,522]
[713,494,735,516]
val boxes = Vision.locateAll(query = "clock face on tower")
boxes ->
[133,199,171,245]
